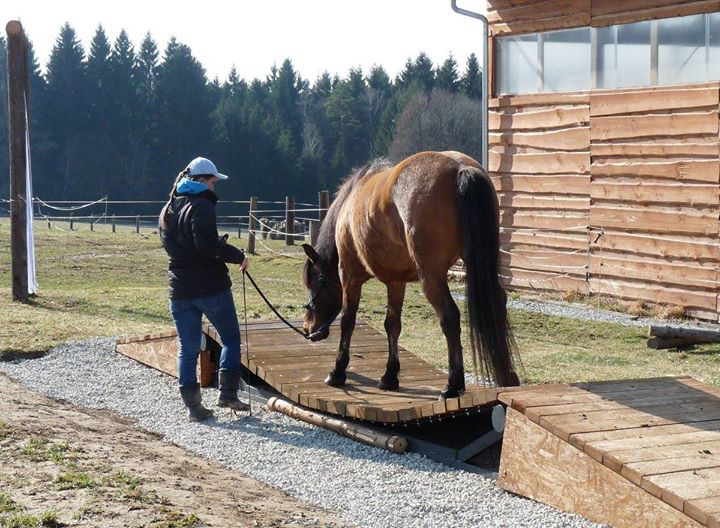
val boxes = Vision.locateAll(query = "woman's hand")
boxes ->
[240,257,249,273]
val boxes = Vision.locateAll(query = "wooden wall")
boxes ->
[489,93,591,294]
[487,0,720,35]
[489,84,720,320]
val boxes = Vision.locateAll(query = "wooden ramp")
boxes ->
[205,319,502,423]
[116,319,503,423]
[497,377,720,528]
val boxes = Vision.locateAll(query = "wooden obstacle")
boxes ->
[497,376,720,528]
[116,318,504,423]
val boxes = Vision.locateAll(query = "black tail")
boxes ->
[456,166,519,387]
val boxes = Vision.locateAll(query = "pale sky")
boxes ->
[3,0,488,83]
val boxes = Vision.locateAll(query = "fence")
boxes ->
[0,190,332,255]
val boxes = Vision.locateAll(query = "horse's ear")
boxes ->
[302,243,319,264]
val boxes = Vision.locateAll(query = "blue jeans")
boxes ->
[170,288,241,387]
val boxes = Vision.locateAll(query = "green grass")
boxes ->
[0,221,718,386]
[22,439,71,464]
[54,472,98,491]
[0,494,20,514]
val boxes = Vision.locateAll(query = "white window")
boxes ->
[543,28,592,92]
[658,14,707,85]
[497,34,540,94]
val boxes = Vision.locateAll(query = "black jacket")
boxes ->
[159,190,246,299]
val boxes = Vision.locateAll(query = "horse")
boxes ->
[301,151,520,398]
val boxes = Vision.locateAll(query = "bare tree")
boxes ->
[388,90,483,163]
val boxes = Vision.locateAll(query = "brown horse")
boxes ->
[301,151,519,398]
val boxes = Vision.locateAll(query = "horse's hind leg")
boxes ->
[379,282,406,391]
[325,280,363,387]
[420,275,465,399]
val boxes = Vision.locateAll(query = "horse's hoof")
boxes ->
[324,371,346,387]
[439,386,466,400]
[378,375,399,391]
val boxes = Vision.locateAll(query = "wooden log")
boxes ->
[649,325,720,343]
[247,196,257,254]
[309,220,319,246]
[285,196,295,246]
[266,396,408,454]
[7,20,29,301]
[646,337,698,350]
[318,190,329,223]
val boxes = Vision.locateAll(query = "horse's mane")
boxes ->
[313,159,392,264]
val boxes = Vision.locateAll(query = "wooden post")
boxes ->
[309,220,319,246]
[248,197,257,255]
[69,213,74,231]
[89,214,94,231]
[112,214,116,233]
[319,190,329,224]
[135,216,140,233]
[7,20,29,301]
[237,218,242,239]
[285,196,295,245]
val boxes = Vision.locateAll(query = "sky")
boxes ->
[3,0,488,83]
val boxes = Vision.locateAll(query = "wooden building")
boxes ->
[486,1,720,320]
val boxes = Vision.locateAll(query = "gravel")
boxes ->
[0,337,605,528]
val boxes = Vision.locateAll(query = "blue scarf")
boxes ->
[176,177,209,195]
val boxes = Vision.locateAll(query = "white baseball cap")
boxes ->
[186,157,229,180]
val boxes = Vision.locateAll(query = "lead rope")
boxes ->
[242,271,252,417]
[244,271,309,339]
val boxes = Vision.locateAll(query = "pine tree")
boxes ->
[436,55,460,93]
[367,65,392,157]
[413,52,435,93]
[45,23,87,197]
[461,53,482,100]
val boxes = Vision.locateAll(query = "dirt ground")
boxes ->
[0,373,347,528]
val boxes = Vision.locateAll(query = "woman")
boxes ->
[159,156,249,422]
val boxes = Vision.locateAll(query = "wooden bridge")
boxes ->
[117,320,720,527]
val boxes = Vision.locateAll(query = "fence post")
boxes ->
[135,216,140,234]
[309,220,319,246]
[69,213,74,231]
[248,197,257,255]
[237,217,242,239]
[319,190,329,224]
[286,196,295,246]
[112,214,116,233]
[90,214,94,231]
[7,21,29,301]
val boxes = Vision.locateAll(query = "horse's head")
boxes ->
[301,243,341,341]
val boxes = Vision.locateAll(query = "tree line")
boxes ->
[0,23,485,203]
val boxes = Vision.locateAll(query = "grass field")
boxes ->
[1,220,718,386]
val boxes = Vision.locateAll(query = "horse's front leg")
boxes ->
[325,280,363,387]
[379,282,406,391]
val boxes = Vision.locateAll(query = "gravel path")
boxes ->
[0,337,605,528]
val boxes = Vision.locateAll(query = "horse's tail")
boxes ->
[455,165,519,387]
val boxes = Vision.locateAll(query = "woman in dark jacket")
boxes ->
[159,157,249,421]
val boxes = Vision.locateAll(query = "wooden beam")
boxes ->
[6,20,29,302]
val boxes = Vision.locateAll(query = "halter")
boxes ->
[303,272,341,341]
[303,274,327,312]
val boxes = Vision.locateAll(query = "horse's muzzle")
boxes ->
[308,327,330,342]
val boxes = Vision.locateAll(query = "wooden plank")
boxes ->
[685,497,720,527]
[571,420,720,450]
[623,455,720,489]
[590,275,719,311]
[489,107,589,131]
[588,231,720,261]
[502,250,588,275]
[489,127,590,151]
[491,92,590,109]
[644,467,720,512]
[501,268,589,293]
[500,230,589,251]
[590,160,719,183]
[491,12,590,35]
[590,87,720,117]
[500,209,588,231]
[492,174,590,195]
[590,206,719,236]
[497,408,702,528]
[591,0,720,27]
[591,142,719,158]
[604,439,720,473]
[590,112,719,140]
[488,0,589,24]
[498,194,590,211]
[590,182,719,207]
[588,254,717,289]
